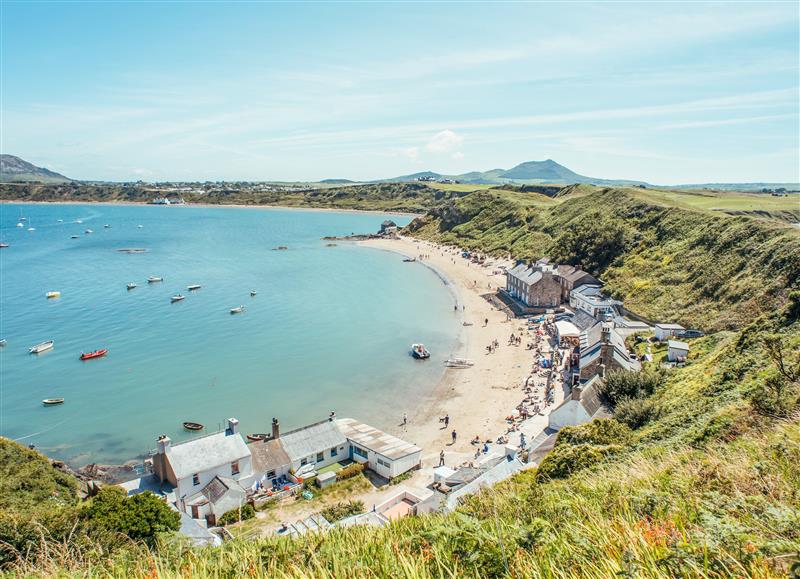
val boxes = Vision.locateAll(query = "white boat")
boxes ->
[85,229,93,234]
[76,219,83,224]
[46,291,61,299]
[103,224,111,228]
[137,224,143,228]
[27,226,35,231]
[57,219,63,223]
[127,282,137,290]
[411,343,430,359]
[29,340,54,354]
[187,284,201,291]
[147,276,163,283]
[171,294,185,303]
[445,357,474,368]
[250,290,257,296]
[16,223,23,228]
[230,305,245,314]
[19,217,26,222]
[43,398,65,406]
[0,339,7,347]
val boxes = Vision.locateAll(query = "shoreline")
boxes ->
[0,199,422,218]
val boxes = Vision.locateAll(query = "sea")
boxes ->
[0,203,460,466]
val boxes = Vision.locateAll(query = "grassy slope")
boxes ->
[407,186,800,331]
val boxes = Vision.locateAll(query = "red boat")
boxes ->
[80,349,108,360]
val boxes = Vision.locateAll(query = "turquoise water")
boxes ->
[0,203,459,466]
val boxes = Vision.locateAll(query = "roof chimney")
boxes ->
[571,385,583,401]
[226,418,239,435]
[271,417,280,439]
[157,435,171,454]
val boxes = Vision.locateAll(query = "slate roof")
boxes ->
[249,438,291,473]
[668,340,690,351]
[556,265,598,286]
[444,457,526,512]
[201,476,237,504]
[337,418,421,460]
[279,420,347,463]
[507,263,544,286]
[165,430,250,481]
[657,323,685,330]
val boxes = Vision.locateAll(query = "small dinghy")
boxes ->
[0,339,7,347]
[187,284,201,291]
[103,224,111,228]
[403,257,416,262]
[445,357,474,368]
[76,219,83,224]
[183,421,204,431]
[30,340,54,354]
[147,276,163,283]
[80,349,108,361]
[137,224,143,228]
[411,343,430,359]
[171,294,185,303]
[46,291,61,299]
[70,235,80,239]
[127,282,137,290]
[247,433,269,442]
[85,229,93,234]
[43,398,65,406]
[230,305,245,314]
[0,243,8,248]
[250,290,257,296]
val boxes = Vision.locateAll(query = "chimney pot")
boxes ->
[157,436,171,454]
[226,418,239,435]
[271,418,280,439]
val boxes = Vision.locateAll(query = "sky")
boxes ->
[1,1,799,184]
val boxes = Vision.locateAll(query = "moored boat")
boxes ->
[103,224,111,228]
[29,340,54,354]
[171,294,185,302]
[127,282,137,290]
[445,357,474,368]
[187,284,201,291]
[46,291,61,299]
[71,235,80,239]
[147,276,164,283]
[250,290,257,296]
[0,243,8,248]
[411,343,430,359]
[183,421,204,431]
[80,349,108,360]
[0,339,6,347]
[16,223,23,228]
[230,305,244,314]
[43,398,65,406]
[247,433,269,442]
[403,257,416,262]
[85,229,93,234]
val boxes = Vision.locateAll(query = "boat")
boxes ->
[0,339,6,347]
[445,357,474,368]
[171,294,185,303]
[137,224,143,228]
[187,284,201,291]
[27,226,35,231]
[19,217,26,222]
[16,223,23,228]
[29,340,54,354]
[127,282,137,290]
[250,290,257,296]
[43,398,65,406]
[103,224,111,228]
[411,343,430,359]
[247,433,269,442]
[0,243,9,248]
[230,305,245,314]
[403,257,416,262]
[147,276,164,283]
[85,229,93,234]
[183,421,204,431]
[46,291,61,299]
[76,219,83,224]
[70,235,80,239]
[57,219,63,223]
[80,349,108,360]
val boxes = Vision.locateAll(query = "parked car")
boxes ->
[679,329,705,338]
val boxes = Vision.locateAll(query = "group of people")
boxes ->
[486,338,500,354]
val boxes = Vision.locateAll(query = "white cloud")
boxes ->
[402,147,419,159]
[451,151,464,160]
[424,130,464,153]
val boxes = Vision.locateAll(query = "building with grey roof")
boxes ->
[337,418,422,479]
[548,376,612,431]
[184,475,248,525]
[278,418,348,472]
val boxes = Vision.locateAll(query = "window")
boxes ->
[300,458,307,466]
[377,458,390,468]
[231,460,240,476]
[266,470,276,479]
[330,447,338,457]
[353,446,368,459]
[316,452,324,463]
[192,473,200,486]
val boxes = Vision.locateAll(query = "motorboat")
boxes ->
[0,339,6,347]
[250,290,257,296]
[127,282,137,290]
[103,224,111,228]
[85,229,93,234]
[16,223,23,228]
[403,257,416,262]
[183,421,204,431]
[230,305,245,314]
[76,219,83,224]
[411,343,430,359]
[43,398,65,406]
[27,227,35,231]
[187,284,201,291]
[57,219,63,223]
[80,349,108,360]
[46,291,61,299]
[247,433,269,442]
[171,294,185,303]
[137,224,143,228]
[0,243,8,248]
[29,340,54,354]
[70,235,80,239]
[147,276,164,283]
[445,358,474,368]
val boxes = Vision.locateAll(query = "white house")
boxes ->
[151,418,253,522]
[278,418,349,473]
[655,323,685,341]
[337,418,422,479]
[667,340,690,362]
[569,285,622,320]
[548,378,611,431]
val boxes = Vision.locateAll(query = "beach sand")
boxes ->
[360,236,545,469]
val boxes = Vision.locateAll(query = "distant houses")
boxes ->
[504,260,601,311]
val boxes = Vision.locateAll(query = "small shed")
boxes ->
[655,323,685,341]
[667,340,690,363]
[316,471,337,489]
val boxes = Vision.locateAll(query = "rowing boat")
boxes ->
[183,421,204,431]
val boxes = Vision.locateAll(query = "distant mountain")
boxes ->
[386,159,648,186]
[0,155,72,183]
[319,178,356,184]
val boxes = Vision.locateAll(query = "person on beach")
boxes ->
[444,414,450,427]
[451,430,457,444]
[439,450,445,466]
[402,413,407,427]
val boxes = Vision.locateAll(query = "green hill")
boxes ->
[0,154,71,183]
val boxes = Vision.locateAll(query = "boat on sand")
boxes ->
[445,357,474,368]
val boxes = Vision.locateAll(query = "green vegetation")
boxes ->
[408,185,800,330]
[218,503,256,526]
[337,462,365,480]
[319,500,365,523]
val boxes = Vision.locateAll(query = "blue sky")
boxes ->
[2,1,798,183]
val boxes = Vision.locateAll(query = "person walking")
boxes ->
[444,414,450,427]
[439,450,445,466]
[402,413,407,427]
[451,429,457,444]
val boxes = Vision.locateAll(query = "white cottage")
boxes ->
[667,340,690,362]
[548,378,612,431]
[278,418,349,472]
[655,323,685,341]
[337,418,422,479]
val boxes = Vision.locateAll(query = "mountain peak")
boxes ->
[0,154,72,183]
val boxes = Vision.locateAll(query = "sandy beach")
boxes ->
[360,236,556,469]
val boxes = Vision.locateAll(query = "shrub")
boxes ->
[337,463,365,480]
[389,471,412,486]
[555,419,633,448]
[600,368,665,405]
[319,500,365,523]
[536,444,621,481]
[81,487,180,546]
[218,503,255,526]
[614,396,661,429]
